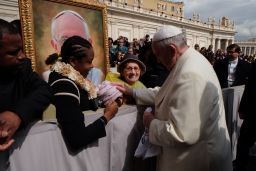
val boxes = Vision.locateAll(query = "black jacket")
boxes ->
[0,58,51,127]
[214,58,251,88]
[239,62,256,119]
[48,71,106,152]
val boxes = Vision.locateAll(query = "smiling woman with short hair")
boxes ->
[105,53,146,104]
[106,53,146,88]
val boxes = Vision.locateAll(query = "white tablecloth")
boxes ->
[0,86,248,170]
[222,85,244,160]
[0,105,143,171]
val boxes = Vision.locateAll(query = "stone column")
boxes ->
[132,25,140,40]
[252,47,255,55]
[250,47,253,55]
[215,38,221,51]
[228,39,233,45]
[241,47,245,54]
[111,22,118,40]
[211,38,215,52]
[139,26,145,39]
[245,46,249,55]
[108,21,112,39]
[224,39,229,50]
[243,46,246,55]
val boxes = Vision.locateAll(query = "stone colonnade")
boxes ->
[214,38,234,52]
[240,46,256,56]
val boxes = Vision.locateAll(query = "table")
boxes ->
[0,86,250,170]
[222,85,244,160]
[0,105,143,171]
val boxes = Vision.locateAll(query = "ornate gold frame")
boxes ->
[18,0,109,74]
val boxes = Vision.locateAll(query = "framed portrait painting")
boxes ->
[18,0,109,74]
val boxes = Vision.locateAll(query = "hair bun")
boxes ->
[45,53,59,65]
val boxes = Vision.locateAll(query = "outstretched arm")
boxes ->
[113,82,159,105]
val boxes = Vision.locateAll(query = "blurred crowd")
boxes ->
[194,44,256,65]
[108,34,169,88]
[108,34,151,67]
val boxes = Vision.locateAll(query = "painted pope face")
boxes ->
[51,12,90,53]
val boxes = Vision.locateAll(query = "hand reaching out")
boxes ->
[111,83,133,96]
[0,111,21,151]
[103,101,119,123]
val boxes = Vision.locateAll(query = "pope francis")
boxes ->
[117,25,232,171]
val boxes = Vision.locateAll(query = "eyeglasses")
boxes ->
[124,66,140,72]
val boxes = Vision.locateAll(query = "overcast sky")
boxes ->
[178,0,256,41]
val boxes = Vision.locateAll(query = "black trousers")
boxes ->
[234,118,256,171]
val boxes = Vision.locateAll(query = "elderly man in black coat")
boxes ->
[0,19,52,151]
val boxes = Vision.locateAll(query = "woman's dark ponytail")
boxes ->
[45,53,59,65]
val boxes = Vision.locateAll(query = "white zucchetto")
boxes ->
[153,25,182,42]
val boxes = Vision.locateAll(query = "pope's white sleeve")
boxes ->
[133,87,160,105]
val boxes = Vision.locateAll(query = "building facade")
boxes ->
[1,0,236,52]
[235,38,256,56]
[103,0,235,52]
[112,0,184,18]
[0,0,19,21]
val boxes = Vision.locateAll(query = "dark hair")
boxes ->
[61,36,92,63]
[227,43,241,53]
[45,53,59,65]
[0,19,19,48]
[108,37,113,42]
[10,19,22,36]
[45,36,92,65]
